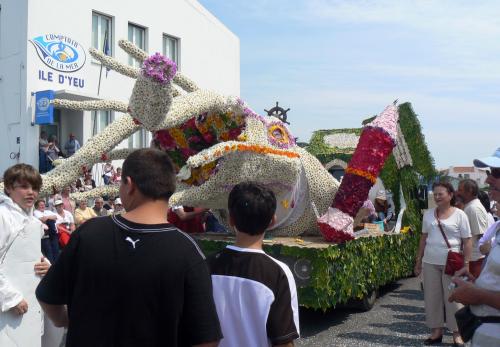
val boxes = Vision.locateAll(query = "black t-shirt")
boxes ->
[36,215,222,347]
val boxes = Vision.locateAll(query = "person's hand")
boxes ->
[414,258,422,276]
[448,277,479,305]
[34,257,51,277]
[479,241,491,256]
[453,267,475,282]
[11,299,28,315]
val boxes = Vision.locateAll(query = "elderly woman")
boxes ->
[415,181,472,346]
[74,199,97,227]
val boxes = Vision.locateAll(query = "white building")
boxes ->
[442,166,488,188]
[0,0,240,176]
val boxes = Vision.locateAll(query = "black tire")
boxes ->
[358,289,378,312]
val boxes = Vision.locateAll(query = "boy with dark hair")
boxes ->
[0,164,50,345]
[208,182,300,347]
[36,148,222,347]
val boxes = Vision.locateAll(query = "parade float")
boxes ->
[1,41,435,310]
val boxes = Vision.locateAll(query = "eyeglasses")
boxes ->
[486,168,500,179]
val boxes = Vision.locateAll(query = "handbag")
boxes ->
[455,305,500,342]
[57,223,71,248]
[435,210,464,276]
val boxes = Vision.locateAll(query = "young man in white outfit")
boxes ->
[0,164,51,346]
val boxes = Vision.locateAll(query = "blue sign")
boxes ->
[30,34,86,73]
[35,90,55,124]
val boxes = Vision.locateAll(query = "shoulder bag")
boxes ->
[435,209,464,276]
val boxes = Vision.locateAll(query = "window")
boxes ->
[163,34,179,65]
[464,174,470,179]
[92,12,112,55]
[128,23,146,67]
[91,111,113,136]
[128,129,151,149]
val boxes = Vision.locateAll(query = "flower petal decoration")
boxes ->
[318,103,399,243]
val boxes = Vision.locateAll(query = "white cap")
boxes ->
[115,198,122,205]
[54,199,63,206]
[473,147,500,168]
[376,190,387,200]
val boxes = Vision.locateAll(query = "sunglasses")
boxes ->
[486,168,500,179]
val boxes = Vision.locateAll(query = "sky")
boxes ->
[198,0,499,169]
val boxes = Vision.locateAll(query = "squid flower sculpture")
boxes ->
[26,40,339,236]
[318,104,400,242]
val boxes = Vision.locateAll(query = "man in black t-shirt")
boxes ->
[208,182,300,347]
[36,148,222,347]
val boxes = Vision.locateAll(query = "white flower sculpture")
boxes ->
[23,40,340,236]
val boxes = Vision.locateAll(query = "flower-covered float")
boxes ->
[12,40,403,240]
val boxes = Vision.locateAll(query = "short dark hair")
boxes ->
[3,164,42,193]
[228,182,276,236]
[478,190,491,213]
[122,148,176,201]
[432,181,456,206]
[35,199,45,208]
[459,179,479,197]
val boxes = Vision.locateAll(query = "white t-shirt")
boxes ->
[55,210,74,226]
[464,198,488,261]
[422,207,472,265]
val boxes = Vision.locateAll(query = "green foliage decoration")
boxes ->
[306,128,361,165]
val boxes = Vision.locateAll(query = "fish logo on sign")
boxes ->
[36,97,50,112]
[30,34,86,73]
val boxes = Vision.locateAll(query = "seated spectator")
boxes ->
[47,191,61,212]
[75,178,84,192]
[82,171,96,192]
[54,199,75,232]
[110,198,125,215]
[74,199,97,227]
[168,206,207,233]
[103,196,115,211]
[370,190,395,229]
[111,167,122,185]
[60,186,75,214]
[103,161,115,185]
[93,197,110,217]
[34,199,60,264]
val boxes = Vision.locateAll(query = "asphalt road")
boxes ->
[296,276,459,347]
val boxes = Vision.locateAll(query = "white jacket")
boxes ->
[0,192,44,312]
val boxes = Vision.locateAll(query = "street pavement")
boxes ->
[296,276,459,346]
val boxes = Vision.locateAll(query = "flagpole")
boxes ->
[97,30,108,96]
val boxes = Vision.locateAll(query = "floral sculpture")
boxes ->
[19,40,338,236]
[318,104,399,242]
[5,40,399,239]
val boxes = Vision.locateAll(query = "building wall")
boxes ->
[0,0,29,172]
[0,0,240,175]
[447,166,488,188]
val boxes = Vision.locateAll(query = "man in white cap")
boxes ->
[111,198,125,215]
[449,147,500,346]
